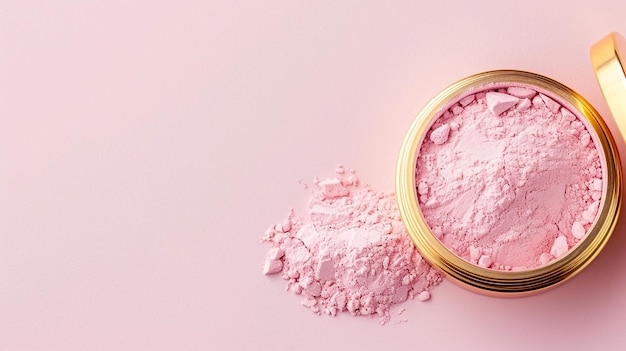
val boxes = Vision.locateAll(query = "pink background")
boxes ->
[2,1,626,350]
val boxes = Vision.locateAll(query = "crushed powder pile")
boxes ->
[262,166,442,324]
[416,86,603,271]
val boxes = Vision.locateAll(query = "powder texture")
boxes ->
[262,167,442,324]
[416,86,603,271]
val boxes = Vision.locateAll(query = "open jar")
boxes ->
[395,32,626,296]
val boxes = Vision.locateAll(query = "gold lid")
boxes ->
[591,32,626,140]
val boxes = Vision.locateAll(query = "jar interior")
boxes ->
[413,82,608,273]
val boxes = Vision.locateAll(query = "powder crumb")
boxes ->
[486,92,519,116]
[417,291,431,301]
[267,247,285,260]
[539,93,561,113]
[507,86,537,99]
[262,169,442,325]
[459,94,475,106]
[587,201,600,216]
[582,210,594,223]
[591,178,603,191]
[319,178,349,198]
[579,133,592,148]
[451,105,464,115]
[550,235,569,258]
[478,255,493,268]
[281,218,292,232]
[516,98,531,111]
[469,245,482,261]
[263,259,283,275]
[571,221,586,240]
[431,226,443,238]
[531,95,545,108]
[539,253,553,266]
[561,107,576,121]
[592,191,602,201]
[315,257,335,281]
[417,181,429,195]
[430,124,451,145]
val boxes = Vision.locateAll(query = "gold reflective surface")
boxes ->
[591,32,626,143]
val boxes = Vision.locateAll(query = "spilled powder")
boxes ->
[416,86,603,271]
[262,166,442,324]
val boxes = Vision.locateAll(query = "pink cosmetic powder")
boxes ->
[415,85,603,271]
[262,166,442,324]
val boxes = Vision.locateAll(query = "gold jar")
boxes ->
[395,32,626,296]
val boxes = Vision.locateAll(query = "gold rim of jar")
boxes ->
[395,70,622,296]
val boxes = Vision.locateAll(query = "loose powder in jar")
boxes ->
[415,86,603,271]
[262,167,442,324]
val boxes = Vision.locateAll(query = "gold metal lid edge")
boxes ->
[591,32,626,142]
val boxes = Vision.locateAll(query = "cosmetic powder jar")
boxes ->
[396,32,626,296]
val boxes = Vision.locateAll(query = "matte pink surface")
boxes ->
[2,1,626,350]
